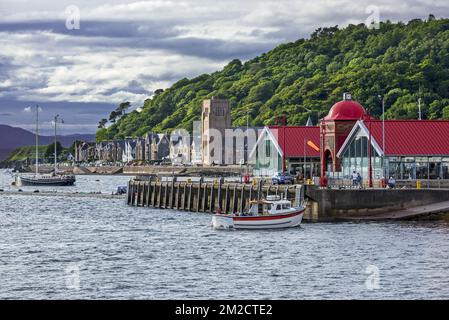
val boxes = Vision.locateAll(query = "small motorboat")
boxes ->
[212,195,304,230]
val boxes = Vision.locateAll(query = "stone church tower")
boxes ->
[201,97,231,165]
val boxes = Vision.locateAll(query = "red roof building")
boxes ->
[367,120,449,156]
[268,126,320,158]
[335,118,449,180]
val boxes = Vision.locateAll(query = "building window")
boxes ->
[265,140,271,157]
[403,162,415,180]
[442,158,449,179]
[214,107,225,116]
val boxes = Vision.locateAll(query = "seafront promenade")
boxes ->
[22,164,249,176]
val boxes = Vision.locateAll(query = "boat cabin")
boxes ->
[248,195,292,215]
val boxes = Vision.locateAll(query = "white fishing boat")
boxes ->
[212,195,304,230]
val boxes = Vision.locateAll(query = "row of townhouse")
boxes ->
[75,97,251,166]
[75,133,200,165]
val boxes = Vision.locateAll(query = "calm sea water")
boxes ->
[1,170,449,299]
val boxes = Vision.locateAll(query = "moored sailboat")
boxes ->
[15,106,76,187]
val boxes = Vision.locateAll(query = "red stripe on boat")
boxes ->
[232,211,303,221]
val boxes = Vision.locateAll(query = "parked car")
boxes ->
[272,172,294,185]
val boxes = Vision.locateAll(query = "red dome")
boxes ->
[324,100,367,121]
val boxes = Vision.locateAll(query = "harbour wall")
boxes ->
[305,187,449,221]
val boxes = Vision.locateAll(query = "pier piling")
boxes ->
[127,179,302,215]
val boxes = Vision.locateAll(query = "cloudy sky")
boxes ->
[0,0,448,134]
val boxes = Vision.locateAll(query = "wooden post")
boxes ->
[224,185,229,213]
[182,183,187,210]
[202,183,207,212]
[176,182,181,209]
[146,180,151,207]
[164,182,169,208]
[134,182,139,206]
[134,181,140,207]
[209,183,214,213]
[187,183,193,211]
[158,182,163,208]
[151,181,157,207]
[127,180,132,205]
[232,184,237,213]
[170,179,175,209]
[132,181,137,206]
[141,182,146,206]
[140,182,145,206]
[217,179,222,211]
[196,180,202,212]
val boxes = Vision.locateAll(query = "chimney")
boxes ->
[343,92,352,101]
[275,115,287,126]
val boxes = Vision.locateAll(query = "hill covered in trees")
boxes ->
[97,16,449,141]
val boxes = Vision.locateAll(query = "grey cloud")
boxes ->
[0,20,182,39]
[0,20,276,61]
[101,80,150,96]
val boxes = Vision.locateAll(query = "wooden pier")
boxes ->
[127,178,304,214]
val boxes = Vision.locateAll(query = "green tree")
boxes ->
[117,101,131,115]
[44,141,63,162]
[98,118,108,128]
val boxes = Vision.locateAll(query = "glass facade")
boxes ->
[384,156,449,180]
[339,134,449,180]
[340,136,382,179]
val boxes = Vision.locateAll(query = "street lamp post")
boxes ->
[378,95,386,182]
[368,114,373,188]
[53,115,64,174]
[320,120,327,187]
[54,114,59,174]
[34,105,40,176]
[246,110,249,177]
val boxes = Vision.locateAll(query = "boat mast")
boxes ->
[35,105,39,176]
[54,114,59,174]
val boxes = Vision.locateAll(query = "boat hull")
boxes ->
[16,175,76,186]
[212,209,304,230]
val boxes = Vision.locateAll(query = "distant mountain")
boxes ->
[0,124,95,160]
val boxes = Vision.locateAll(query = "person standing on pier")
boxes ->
[357,173,362,188]
[388,177,396,189]
[352,171,358,188]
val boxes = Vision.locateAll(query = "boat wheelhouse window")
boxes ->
[282,203,290,209]
[262,204,269,214]
[275,204,281,211]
